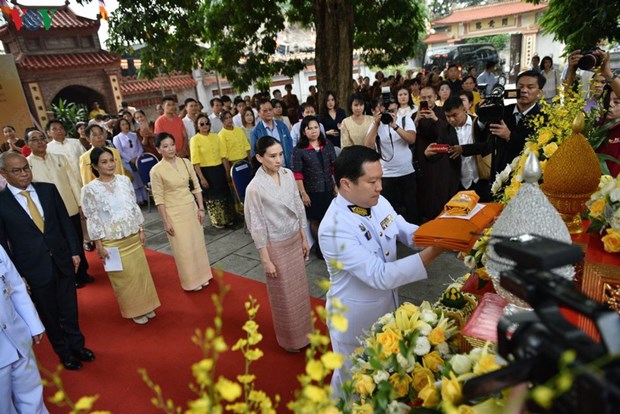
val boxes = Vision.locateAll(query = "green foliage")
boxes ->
[428,0,489,18]
[50,98,87,137]
[525,0,620,50]
[465,34,510,52]
[81,0,427,94]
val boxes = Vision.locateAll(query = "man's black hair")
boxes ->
[443,95,465,112]
[517,69,546,90]
[334,145,381,188]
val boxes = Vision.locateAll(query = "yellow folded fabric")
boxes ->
[413,203,503,252]
[444,191,480,216]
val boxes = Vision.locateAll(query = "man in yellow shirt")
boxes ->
[79,124,126,185]
[26,128,93,288]
[88,101,106,120]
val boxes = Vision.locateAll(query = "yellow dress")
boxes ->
[150,158,212,290]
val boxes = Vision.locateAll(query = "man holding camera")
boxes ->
[482,70,545,176]
[364,99,418,223]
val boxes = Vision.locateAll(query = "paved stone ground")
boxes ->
[141,205,469,304]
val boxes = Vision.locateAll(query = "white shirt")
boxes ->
[369,115,416,178]
[7,183,45,221]
[455,116,479,189]
[232,113,243,128]
[209,113,223,133]
[182,115,196,139]
[46,138,85,183]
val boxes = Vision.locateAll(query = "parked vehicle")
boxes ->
[424,43,502,75]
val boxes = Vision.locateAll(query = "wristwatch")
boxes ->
[393,125,400,131]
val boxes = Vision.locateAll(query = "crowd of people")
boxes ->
[3,47,620,412]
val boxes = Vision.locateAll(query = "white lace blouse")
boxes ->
[244,167,307,249]
[81,175,144,241]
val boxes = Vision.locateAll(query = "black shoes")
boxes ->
[61,348,96,370]
[76,274,95,288]
[73,348,96,362]
[60,355,82,370]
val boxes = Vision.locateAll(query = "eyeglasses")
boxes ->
[8,165,31,175]
[28,136,46,143]
[198,122,211,126]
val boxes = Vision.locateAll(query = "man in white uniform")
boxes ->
[0,245,48,414]
[318,145,446,395]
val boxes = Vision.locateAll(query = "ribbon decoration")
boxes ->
[39,8,55,30]
[99,0,108,21]
[22,8,42,31]
[10,5,24,30]
[0,0,11,16]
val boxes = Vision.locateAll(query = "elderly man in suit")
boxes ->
[318,145,446,396]
[0,244,48,414]
[0,152,94,371]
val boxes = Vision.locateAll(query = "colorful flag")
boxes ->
[99,0,108,21]
[38,8,55,30]
[10,6,24,30]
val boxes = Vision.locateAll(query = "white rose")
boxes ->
[491,179,501,195]
[449,354,473,375]
[611,209,620,231]
[610,188,620,203]
[415,320,432,336]
[601,179,616,196]
[387,400,412,414]
[372,370,389,384]
[414,336,431,356]
[377,313,395,327]
[599,175,614,190]
[421,310,438,325]
[510,156,520,169]
[435,341,450,358]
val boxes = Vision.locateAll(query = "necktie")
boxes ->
[20,191,44,233]
[515,112,523,125]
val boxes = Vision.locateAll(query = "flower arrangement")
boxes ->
[344,300,509,412]
[586,174,620,252]
[491,91,586,204]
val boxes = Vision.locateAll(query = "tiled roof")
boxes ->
[433,1,548,25]
[46,7,99,30]
[17,51,119,70]
[120,75,197,96]
[424,32,452,44]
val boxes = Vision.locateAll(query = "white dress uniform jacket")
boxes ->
[0,245,48,414]
[319,194,428,393]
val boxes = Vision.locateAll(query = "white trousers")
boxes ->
[0,350,49,414]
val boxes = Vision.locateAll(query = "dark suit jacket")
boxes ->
[466,103,541,177]
[0,182,80,288]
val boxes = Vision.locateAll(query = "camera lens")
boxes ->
[577,54,600,71]
[380,112,392,124]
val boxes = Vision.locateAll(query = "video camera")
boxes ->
[476,75,520,124]
[462,234,620,413]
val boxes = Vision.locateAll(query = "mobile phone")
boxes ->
[431,143,450,153]
[420,101,429,110]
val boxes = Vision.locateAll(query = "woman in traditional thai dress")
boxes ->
[244,136,312,352]
[190,113,235,228]
[81,147,160,324]
[150,132,213,291]
[112,118,148,204]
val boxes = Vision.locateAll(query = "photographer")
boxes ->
[480,70,545,176]
[364,98,418,223]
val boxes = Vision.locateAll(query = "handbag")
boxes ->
[475,154,492,180]
[181,158,195,192]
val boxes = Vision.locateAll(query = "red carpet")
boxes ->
[36,249,325,413]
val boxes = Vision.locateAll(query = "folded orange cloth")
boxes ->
[444,191,480,216]
[413,203,503,252]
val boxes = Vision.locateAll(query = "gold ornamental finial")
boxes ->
[572,111,586,134]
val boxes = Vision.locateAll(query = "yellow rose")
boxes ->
[543,142,559,158]
[473,354,501,375]
[422,351,444,373]
[504,180,521,199]
[539,159,547,173]
[428,327,445,346]
[537,130,553,145]
[389,373,413,398]
[589,198,606,219]
[602,228,620,253]
[353,373,376,397]
[418,382,440,408]
[398,302,419,317]
[525,141,539,154]
[376,329,402,357]
[441,373,463,404]
[412,364,434,392]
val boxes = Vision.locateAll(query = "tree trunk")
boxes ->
[313,0,354,116]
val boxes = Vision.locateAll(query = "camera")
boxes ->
[476,75,520,124]
[380,111,393,124]
[462,234,620,413]
[578,48,603,71]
